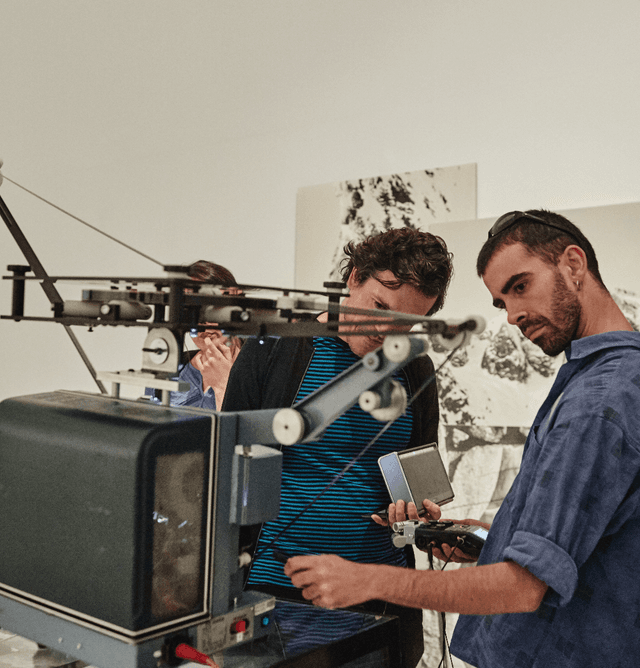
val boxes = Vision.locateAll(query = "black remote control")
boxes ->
[413,520,487,559]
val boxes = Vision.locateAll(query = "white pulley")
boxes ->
[430,315,487,350]
[383,335,412,363]
[272,408,306,445]
[360,380,408,422]
[359,390,382,412]
[432,330,471,350]
[141,327,181,373]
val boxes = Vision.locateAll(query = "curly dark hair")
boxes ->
[476,210,606,290]
[339,227,453,315]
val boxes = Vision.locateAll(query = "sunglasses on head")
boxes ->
[488,211,582,244]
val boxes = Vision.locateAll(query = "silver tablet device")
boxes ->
[378,442,454,510]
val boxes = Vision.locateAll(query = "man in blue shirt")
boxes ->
[148,260,242,410]
[284,210,640,667]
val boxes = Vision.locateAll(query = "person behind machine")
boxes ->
[149,260,242,410]
[283,210,640,668]
[222,227,454,668]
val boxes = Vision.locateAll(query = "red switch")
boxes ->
[230,619,248,634]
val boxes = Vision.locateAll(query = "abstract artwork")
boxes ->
[295,164,477,291]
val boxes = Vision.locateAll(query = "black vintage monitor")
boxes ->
[0,390,215,636]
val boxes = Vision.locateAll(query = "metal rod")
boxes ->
[0,193,107,393]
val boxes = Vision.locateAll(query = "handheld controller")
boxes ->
[392,520,488,559]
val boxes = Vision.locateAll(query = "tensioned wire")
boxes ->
[0,172,164,266]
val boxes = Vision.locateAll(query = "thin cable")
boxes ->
[1,173,164,266]
[427,542,458,668]
[253,343,463,563]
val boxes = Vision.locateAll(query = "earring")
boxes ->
[575,280,581,291]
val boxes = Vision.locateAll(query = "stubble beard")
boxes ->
[525,271,582,357]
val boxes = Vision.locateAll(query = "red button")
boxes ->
[230,619,247,634]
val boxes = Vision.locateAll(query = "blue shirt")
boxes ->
[247,336,414,588]
[451,331,640,668]
[170,358,216,409]
[146,355,216,410]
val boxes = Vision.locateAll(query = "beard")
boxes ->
[522,271,581,357]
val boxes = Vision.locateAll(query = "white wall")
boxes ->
[2,0,640,400]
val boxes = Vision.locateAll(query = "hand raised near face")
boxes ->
[191,333,241,408]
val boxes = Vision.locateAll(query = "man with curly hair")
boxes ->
[223,227,453,668]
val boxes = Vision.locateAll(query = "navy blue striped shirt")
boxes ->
[247,336,413,588]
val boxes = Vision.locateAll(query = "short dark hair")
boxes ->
[188,260,237,287]
[476,209,606,289]
[339,227,453,315]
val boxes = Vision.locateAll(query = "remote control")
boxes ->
[414,520,487,559]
